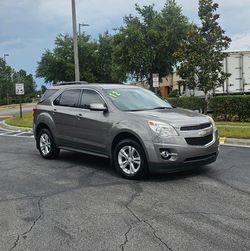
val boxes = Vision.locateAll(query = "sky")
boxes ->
[1,0,250,88]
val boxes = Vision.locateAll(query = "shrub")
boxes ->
[166,96,206,113]
[166,95,250,121]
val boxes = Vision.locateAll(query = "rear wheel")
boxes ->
[37,128,60,159]
[113,139,148,179]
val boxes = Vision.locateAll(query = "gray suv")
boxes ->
[33,82,219,179]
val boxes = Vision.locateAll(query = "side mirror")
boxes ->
[89,103,108,112]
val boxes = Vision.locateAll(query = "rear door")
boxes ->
[52,89,81,147]
[74,89,111,154]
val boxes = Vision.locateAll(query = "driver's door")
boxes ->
[74,89,111,154]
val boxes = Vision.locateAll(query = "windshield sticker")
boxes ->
[109,90,121,98]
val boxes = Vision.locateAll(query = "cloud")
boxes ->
[229,33,250,51]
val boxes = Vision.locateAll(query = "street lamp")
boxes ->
[79,23,89,35]
[71,0,80,81]
[3,53,9,62]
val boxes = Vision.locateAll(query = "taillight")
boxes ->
[33,105,37,117]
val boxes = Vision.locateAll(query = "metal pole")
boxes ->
[19,96,22,119]
[71,0,80,81]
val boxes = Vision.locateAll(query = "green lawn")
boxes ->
[215,121,250,127]
[4,111,250,139]
[0,104,20,110]
[5,112,33,128]
[217,126,250,139]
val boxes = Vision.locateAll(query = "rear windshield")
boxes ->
[40,89,58,102]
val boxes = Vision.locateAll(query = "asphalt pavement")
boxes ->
[0,104,34,117]
[0,135,250,251]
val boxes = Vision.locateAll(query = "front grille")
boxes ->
[181,123,211,131]
[185,152,217,162]
[185,134,213,146]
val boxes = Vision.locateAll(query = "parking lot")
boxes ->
[1,134,250,251]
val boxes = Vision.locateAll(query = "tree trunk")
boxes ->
[204,92,208,115]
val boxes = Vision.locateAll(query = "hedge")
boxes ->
[166,95,250,122]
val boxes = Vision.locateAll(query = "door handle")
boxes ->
[52,108,57,114]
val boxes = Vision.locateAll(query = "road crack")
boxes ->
[120,183,173,251]
[8,197,43,250]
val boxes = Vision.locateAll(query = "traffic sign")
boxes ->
[15,83,25,95]
[152,73,159,88]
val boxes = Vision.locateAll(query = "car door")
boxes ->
[52,89,81,147]
[74,88,111,154]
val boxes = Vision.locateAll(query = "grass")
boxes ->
[217,126,250,139]
[5,112,33,128]
[215,121,250,127]
[4,111,250,139]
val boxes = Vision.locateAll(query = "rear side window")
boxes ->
[40,89,58,102]
[80,89,105,109]
[54,89,81,107]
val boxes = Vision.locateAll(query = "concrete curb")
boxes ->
[0,120,250,148]
[220,137,250,148]
[0,120,33,133]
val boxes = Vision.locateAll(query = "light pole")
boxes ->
[79,23,89,35]
[71,0,80,81]
[3,53,9,62]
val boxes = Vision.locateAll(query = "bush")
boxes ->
[167,96,206,113]
[210,95,250,122]
[166,95,250,122]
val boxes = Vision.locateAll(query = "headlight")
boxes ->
[209,117,216,130]
[148,120,178,137]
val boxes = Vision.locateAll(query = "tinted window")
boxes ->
[40,89,58,102]
[80,89,105,109]
[54,89,81,107]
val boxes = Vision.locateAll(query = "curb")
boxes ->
[220,137,250,148]
[0,120,33,133]
[0,120,250,148]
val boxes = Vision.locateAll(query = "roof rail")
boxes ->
[54,81,89,86]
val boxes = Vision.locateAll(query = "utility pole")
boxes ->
[71,0,80,81]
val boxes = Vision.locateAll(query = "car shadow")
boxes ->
[56,150,213,182]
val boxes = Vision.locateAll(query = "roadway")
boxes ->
[0,134,249,250]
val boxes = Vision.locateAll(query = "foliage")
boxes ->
[36,33,123,84]
[113,0,190,88]
[0,58,36,105]
[167,95,250,122]
[167,96,206,112]
[210,96,250,122]
[175,0,231,113]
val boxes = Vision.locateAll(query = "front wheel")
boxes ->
[113,139,148,179]
[37,128,60,159]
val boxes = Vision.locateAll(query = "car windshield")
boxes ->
[105,88,172,111]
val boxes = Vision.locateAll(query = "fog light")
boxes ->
[159,148,178,160]
[160,149,170,159]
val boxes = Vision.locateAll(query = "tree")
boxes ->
[0,58,13,104]
[113,0,190,89]
[175,0,231,113]
[36,33,122,84]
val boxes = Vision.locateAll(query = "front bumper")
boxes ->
[144,131,219,173]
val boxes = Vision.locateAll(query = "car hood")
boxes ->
[129,108,210,128]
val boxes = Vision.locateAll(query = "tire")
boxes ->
[37,128,60,159]
[113,139,148,179]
